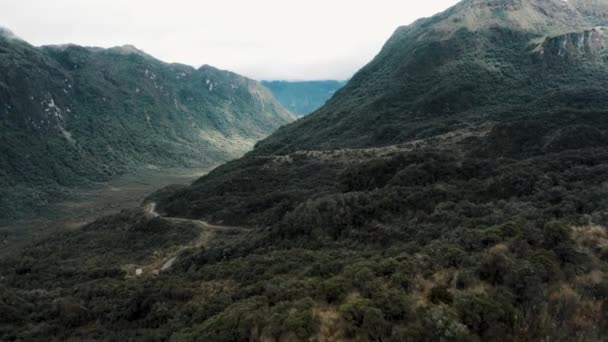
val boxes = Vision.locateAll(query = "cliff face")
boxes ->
[534,27,608,59]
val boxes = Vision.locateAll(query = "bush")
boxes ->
[454,291,514,338]
[429,285,454,304]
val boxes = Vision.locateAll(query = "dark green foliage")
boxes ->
[4,0,608,341]
[454,290,515,338]
[429,285,454,304]
[141,123,608,340]
[339,297,390,339]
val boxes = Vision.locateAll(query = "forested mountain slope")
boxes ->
[163,0,608,222]
[3,1,608,340]
[0,29,295,220]
[252,0,608,153]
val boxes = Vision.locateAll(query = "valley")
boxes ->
[2,0,608,341]
[0,30,295,221]
[0,166,212,257]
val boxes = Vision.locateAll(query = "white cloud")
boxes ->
[0,0,460,80]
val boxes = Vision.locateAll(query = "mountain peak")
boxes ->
[426,0,592,36]
[0,26,21,41]
[108,44,152,58]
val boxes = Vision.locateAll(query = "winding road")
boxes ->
[127,202,249,277]
[146,202,248,232]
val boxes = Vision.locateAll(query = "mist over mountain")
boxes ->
[261,80,346,116]
[3,1,608,341]
[0,32,295,221]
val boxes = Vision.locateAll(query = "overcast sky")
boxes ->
[0,0,459,80]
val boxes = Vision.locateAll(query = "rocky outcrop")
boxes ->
[534,27,608,59]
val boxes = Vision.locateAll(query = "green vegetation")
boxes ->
[3,0,608,340]
[4,115,608,340]
[0,33,295,222]
[261,80,346,116]
[570,0,608,25]
[254,1,608,154]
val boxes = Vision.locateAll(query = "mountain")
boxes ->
[160,0,608,223]
[0,29,295,221]
[3,1,608,341]
[261,80,346,116]
[252,0,608,153]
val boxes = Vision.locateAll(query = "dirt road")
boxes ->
[126,202,250,277]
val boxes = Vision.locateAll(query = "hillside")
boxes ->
[570,0,608,25]
[0,29,295,221]
[161,0,608,222]
[252,0,608,153]
[261,80,346,116]
[3,0,608,340]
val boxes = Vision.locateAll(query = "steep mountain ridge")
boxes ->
[434,0,589,35]
[155,0,608,226]
[0,31,295,220]
[247,0,608,154]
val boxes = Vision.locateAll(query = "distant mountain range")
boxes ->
[0,29,295,221]
[261,80,346,116]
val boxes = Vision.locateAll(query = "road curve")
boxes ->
[145,202,249,232]
[127,202,250,276]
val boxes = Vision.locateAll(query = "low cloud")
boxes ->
[0,0,459,80]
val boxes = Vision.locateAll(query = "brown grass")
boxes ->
[412,269,455,306]
[488,242,510,255]
[313,306,349,342]
[266,124,494,167]
[572,224,608,252]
